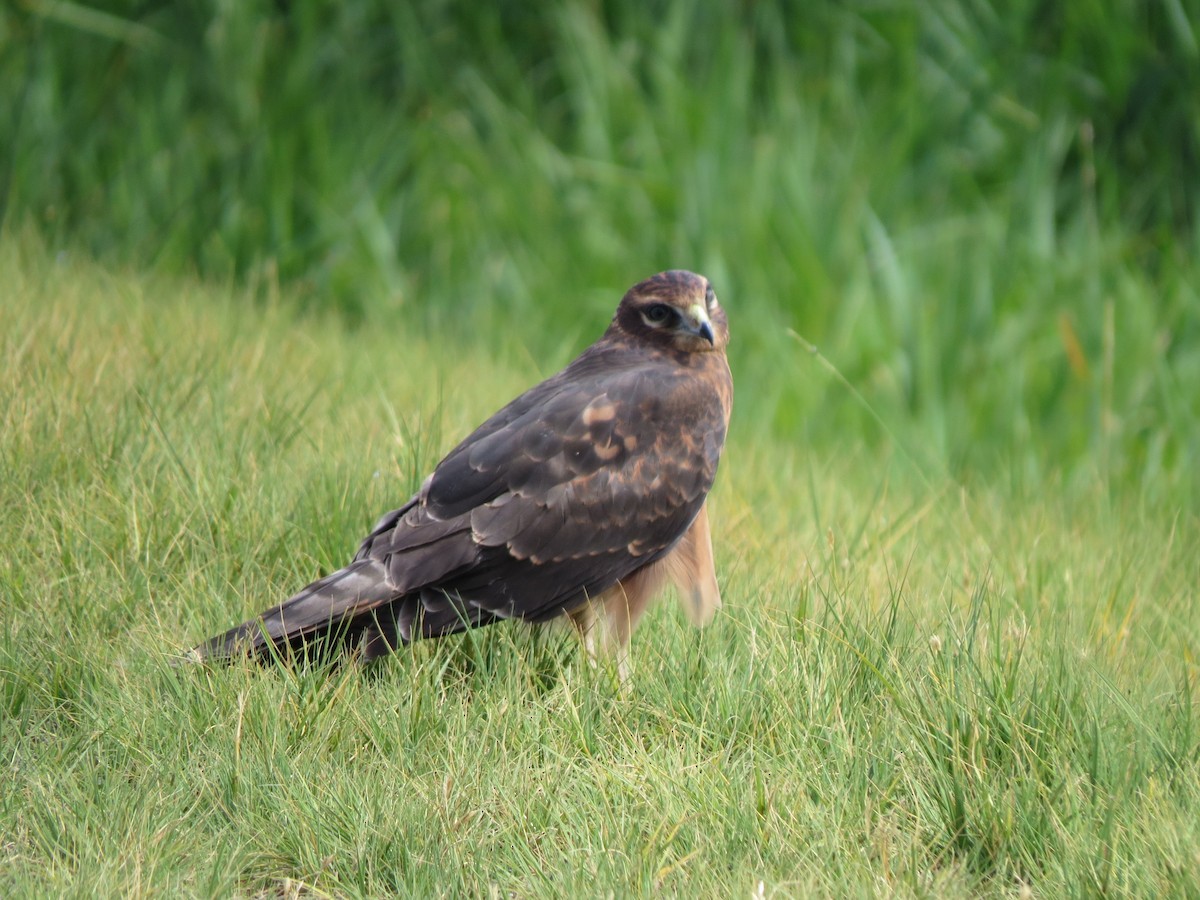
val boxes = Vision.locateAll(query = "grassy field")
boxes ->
[3,2,1200,894]
[6,1,1200,500]
[2,237,1198,897]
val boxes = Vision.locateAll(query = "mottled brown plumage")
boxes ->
[194,271,732,672]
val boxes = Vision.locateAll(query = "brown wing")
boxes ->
[353,341,730,635]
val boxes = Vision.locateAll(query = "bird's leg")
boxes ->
[566,602,600,663]
[566,558,670,688]
[614,642,631,687]
[567,595,632,689]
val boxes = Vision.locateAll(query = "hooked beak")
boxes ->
[685,303,715,345]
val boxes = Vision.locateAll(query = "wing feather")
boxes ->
[337,344,728,635]
[425,349,728,622]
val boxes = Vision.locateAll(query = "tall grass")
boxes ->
[3,1,1199,495]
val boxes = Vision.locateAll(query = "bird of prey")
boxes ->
[193,270,732,677]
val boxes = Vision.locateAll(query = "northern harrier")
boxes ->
[194,270,733,676]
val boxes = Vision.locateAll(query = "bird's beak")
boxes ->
[685,303,716,345]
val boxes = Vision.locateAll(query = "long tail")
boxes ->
[192,558,397,662]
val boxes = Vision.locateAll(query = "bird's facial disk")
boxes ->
[637,299,716,349]
[616,270,728,352]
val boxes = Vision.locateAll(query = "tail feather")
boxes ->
[194,558,395,661]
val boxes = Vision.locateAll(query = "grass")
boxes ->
[3,4,1199,894]
[2,237,1198,897]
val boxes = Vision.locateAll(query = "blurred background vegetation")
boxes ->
[2,0,1198,500]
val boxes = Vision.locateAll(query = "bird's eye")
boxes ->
[643,304,672,325]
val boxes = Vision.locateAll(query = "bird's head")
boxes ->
[612,270,730,354]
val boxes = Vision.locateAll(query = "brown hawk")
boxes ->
[193,270,733,676]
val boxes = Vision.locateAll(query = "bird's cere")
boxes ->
[686,303,716,345]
